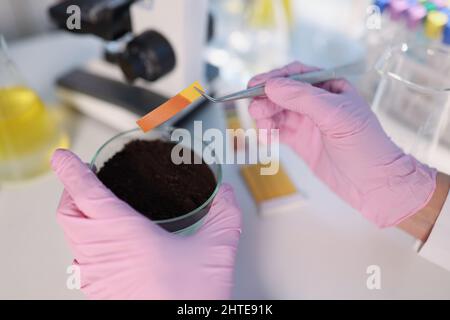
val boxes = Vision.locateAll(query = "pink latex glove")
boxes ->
[51,149,241,300]
[248,61,436,228]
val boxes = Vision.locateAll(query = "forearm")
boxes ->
[398,172,450,242]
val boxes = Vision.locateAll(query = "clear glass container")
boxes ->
[207,0,293,88]
[90,127,222,235]
[0,36,68,182]
[372,42,450,174]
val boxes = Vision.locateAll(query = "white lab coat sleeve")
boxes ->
[418,192,450,271]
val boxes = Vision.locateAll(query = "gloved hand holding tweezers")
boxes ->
[248,61,436,228]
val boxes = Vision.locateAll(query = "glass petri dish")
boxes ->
[90,127,222,235]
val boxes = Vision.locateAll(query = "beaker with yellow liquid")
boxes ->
[0,37,68,182]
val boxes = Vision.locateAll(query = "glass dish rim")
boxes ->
[89,127,223,225]
[375,42,450,95]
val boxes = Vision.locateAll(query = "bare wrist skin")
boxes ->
[398,173,450,242]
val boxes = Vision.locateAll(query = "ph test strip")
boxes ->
[137,81,204,132]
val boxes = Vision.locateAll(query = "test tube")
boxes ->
[407,4,427,30]
[430,0,448,9]
[444,14,450,44]
[389,0,413,41]
[390,0,410,20]
[424,10,448,39]
[423,1,438,13]
[375,0,391,12]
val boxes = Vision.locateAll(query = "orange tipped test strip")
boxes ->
[137,81,204,132]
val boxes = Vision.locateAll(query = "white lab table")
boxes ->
[1,32,450,300]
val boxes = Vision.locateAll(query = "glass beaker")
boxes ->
[90,127,222,236]
[0,36,69,182]
[372,42,450,173]
[209,0,293,82]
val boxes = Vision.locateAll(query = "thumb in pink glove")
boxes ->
[248,61,436,228]
[51,149,241,299]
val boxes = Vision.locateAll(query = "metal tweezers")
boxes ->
[195,61,367,103]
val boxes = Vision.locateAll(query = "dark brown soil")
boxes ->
[97,139,216,220]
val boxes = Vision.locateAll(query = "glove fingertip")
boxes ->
[247,74,267,88]
[248,100,265,119]
[216,183,235,204]
[51,148,68,170]
[51,149,81,176]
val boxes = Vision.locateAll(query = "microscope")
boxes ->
[49,0,217,130]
